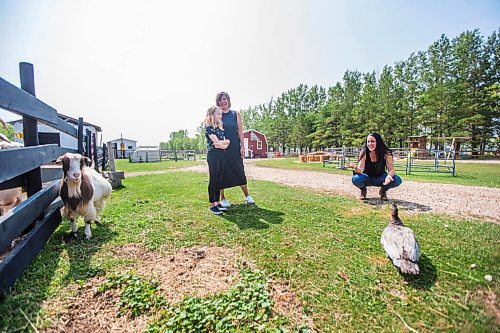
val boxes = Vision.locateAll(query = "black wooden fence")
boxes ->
[0,62,96,294]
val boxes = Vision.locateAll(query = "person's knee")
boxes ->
[352,174,367,187]
[391,175,403,188]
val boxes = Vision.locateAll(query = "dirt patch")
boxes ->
[271,282,315,330]
[474,288,500,326]
[183,162,500,223]
[42,245,311,332]
[42,281,149,332]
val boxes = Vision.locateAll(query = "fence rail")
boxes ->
[322,147,457,176]
[0,62,97,294]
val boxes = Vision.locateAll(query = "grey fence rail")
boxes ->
[0,62,96,294]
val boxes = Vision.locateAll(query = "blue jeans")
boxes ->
[352,172,402,190]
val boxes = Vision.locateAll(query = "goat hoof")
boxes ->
[72,232,78,238]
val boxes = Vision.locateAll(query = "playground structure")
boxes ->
[400,136,470,176]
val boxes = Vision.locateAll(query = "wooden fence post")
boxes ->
[92,133,98,171]
[106,141,124,187]
[19,62,42,197]
[102,143,108,171]
[107,141,116,172]
[85,129,91,158]
[77,117,84,154]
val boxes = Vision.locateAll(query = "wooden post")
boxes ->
[102,143,108,171]
[19,62,42,197]
[92,133,98,171]
[107,141,116,172]
[106,141,124,188]
[85,129,91,158]
[77,118,84,154]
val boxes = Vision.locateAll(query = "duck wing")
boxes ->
[381,225,419,265]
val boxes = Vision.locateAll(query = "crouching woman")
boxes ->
[350,132,402,200]
[205,106,230,215]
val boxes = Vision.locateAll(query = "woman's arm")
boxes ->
[383,153,395,185]
[385,154,395,177]
[236,112,245,158]
[349,151,366,174]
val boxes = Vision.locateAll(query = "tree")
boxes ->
[235,29,498,153]
[339,70,363,146]
[394,53,423,143]
[240,105,261,130]
[357,71,380,137]
[418,34,454,148]
[0,122,15,141]
[452,30,491,153]
[310,83,344,148]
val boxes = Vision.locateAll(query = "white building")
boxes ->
[10,114,101,150]
[129,146,160,162]
[108,138,138,159]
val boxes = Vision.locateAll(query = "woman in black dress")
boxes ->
[216,92,254,207]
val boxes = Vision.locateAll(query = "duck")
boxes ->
[381,204,420,274]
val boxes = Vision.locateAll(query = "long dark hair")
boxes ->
[360,132,392,161]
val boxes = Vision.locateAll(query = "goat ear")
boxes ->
[55,156,64,164]
[83,156,92,166]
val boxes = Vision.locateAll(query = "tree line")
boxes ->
[160,128,205,152]
[240,29,499,153]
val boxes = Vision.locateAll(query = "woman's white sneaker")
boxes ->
[221,198,231,208]
[216,204,227,211]
[245,195,255,204]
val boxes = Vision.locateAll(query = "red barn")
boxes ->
[243,129,268,158]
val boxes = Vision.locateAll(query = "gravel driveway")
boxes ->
[183,161,500,223]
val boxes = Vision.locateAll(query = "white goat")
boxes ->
[0,129,25,216]
[56,152,112,239]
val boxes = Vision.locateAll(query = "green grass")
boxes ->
[0,164,498,331]
[254,157,500,187]
[113,158,204,172]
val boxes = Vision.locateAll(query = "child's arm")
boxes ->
[209,134,229,149]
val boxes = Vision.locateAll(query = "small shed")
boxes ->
[243,129,268,158]
[407,135,429,157]
[129,146,161,162]
[407,135,427,150]
[109,137,137,159]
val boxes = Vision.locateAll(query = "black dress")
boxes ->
[221,110,247,189]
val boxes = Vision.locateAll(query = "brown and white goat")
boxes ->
[0,130,25,216]
[56,152,112,239]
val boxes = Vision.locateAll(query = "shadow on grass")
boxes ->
[0,219,116,330]
[402,254,437,289]
[364,198,431,212]
[111,185,127,191]
[221,204,285,230]
[55,221,117,281]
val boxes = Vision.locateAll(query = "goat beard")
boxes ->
[65,177,82,198]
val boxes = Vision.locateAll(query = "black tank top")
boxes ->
[363,152,386,177]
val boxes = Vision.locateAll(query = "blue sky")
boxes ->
[0,0,498,145]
